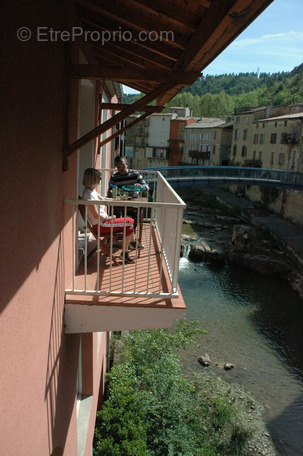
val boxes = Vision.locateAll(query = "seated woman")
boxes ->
[82,168,135,264]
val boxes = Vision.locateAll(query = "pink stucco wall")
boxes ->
[0,2,113,455]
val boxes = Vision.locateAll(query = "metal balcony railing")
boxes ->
[145,166,303,190]
[65,170,186,299]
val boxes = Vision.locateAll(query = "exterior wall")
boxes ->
[245,186,303,227]
[219,128,233,165]
[251,118,302,171]
[231,105,303,170]
[148,113,172,148]
[168,118,196,166]
[184,119,225,165]
[0,3,116,455]
[231,112,259,164]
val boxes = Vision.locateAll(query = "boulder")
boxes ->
[243,254,291,275]
[188,241,226,265]
[198,354,211,366]
[224,362,235,370]
[228,251,291,276]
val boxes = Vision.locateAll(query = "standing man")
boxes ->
[108,155,149,249]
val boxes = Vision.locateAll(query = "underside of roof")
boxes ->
[68,0,274,157]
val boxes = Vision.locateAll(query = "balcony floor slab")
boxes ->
[65,223,185,333]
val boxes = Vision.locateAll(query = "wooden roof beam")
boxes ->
[98,112,152,150]
[70,64,201,86]
[77,0,189,48]
[173,0,235,72]
[174,0,274,72]
[131,0,200,30]
[68,83,173,155]
[93,40,175,69]
[100,104,164,113]
[78,16,182,61]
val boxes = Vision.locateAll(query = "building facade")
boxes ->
[183,118,227,165]
[168,115,196,166]
[231,104,303,171]
[1,5,185,456]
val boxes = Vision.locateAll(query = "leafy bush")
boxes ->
[94,320,264,456]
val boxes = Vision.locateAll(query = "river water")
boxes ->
[178,255,303,455]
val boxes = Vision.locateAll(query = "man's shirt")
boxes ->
[109,169,149,197]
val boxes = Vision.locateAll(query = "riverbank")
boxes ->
[179,185,303,301]
[104,325,278,456]
[176,185,303,455]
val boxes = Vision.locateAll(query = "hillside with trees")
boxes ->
[122,63,303,119]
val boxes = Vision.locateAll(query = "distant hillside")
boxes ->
[122,63,303,118]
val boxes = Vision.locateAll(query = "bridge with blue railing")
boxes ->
[144,166,303,191]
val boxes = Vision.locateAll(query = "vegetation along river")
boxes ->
[177,189,303,456]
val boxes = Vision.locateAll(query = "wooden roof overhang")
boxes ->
[67,0,274,161]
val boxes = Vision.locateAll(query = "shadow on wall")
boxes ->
[45,234,80,455]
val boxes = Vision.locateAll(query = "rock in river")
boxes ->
[198,354,211,366]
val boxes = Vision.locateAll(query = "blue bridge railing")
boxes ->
[143,166,303,191]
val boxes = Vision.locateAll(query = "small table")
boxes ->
[112,197,147,255]
[126,197,147,253]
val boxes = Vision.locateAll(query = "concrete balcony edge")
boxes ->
[64,303,185,333]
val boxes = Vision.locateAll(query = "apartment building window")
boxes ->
[236,116,240,123]
[275,122,277,127]
[206,133,210,140]
[253,150,256,160]
[270,133,277,144]
[259,151,262,161]
[196,133,199,139]
[262,123,265,128]
[233,145,237,156]
[270,152,275,165]
[200,133,204,140]
[184,146,187,153]
[243,129,247,140]
[259,134,265,144]
[241,145,247,157]
[212,145,216,154]
[179,123,185,130]
[279,153,285,165]
[234,129,239,140]
[214,131,217,140]
[179,132,184,140]
[245,116,249,124]
[253,134,258,144]
[284,121,288,127]
[185,133,188,139]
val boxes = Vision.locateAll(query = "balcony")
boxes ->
[189,150,210,160]
[64,170,186,333]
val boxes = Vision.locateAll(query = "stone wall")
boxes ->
[227,185,303,227]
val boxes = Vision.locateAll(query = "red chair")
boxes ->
[78,200,123,266]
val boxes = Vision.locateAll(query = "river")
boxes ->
[178,240,303,455]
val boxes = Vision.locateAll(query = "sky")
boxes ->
[123,0,303,94]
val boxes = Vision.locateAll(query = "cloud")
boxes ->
[231,31,303,48]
